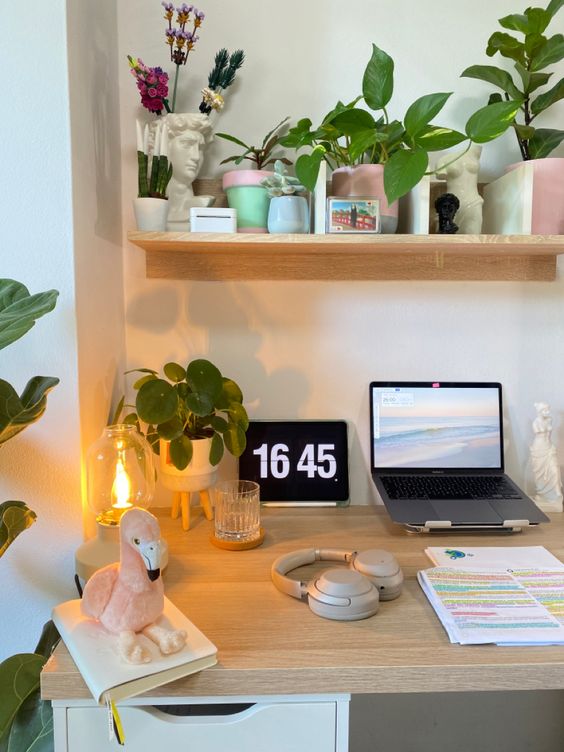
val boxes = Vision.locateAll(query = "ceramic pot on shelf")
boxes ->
[267,195,309,233]
[159,437,217,493]
[133,197,169,231]
[331,164,398,233]
[222,170,273,233]
[505,157,564,235]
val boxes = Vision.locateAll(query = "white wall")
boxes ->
[0,0,124,660]
[118,0,564,507]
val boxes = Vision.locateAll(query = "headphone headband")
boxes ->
[271,548,356,600]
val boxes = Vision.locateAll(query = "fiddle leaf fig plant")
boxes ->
[281,43,521,204]
[461,0,564,160]
[128,358,248,471]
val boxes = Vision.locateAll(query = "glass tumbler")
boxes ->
[214,480,261,543]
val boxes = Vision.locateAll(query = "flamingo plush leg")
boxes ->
[118,630,152,664]
[142,623,187,655]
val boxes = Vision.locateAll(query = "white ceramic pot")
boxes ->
[331,164,398,233]
[159,437,218,492]
[267,195,309,233]
[133,197,169,231]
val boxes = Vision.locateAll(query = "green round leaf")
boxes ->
[209,433,224,466]
[133,373,157,390]
[136,379,178,425]
[228,402,249,431]
[169,435,193,470]
[186,359,223,399]
[157,417,184,441]
[184,391,214,417]
[221,378,243,404]
[224,423,247,458]
[163,362,186,383]
[209,415,229,432]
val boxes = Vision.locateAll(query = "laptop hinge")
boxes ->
[425,520,452,528]
[503,519,530,528]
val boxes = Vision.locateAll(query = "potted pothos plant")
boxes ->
[281,43,520,232]
[0,279,60,751]
[461,0,564,233]
[216,117,292,232]
[122,358,248,493]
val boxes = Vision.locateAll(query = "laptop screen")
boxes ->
[370,382,503,471]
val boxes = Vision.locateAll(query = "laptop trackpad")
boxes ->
[430,500,502,524]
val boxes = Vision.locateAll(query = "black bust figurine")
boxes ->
[435,193,460,234]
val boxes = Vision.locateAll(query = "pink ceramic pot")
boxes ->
[331,164,398,233]
[505,157,564,234]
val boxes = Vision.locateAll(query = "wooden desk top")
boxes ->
[42,507,564,700]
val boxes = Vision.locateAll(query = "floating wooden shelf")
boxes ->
[127,231,564,282]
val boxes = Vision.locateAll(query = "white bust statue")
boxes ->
[529,402,563,512]
[436,143,483,234]
[149,113,215,231]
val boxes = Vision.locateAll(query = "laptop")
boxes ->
[369,381,549,532]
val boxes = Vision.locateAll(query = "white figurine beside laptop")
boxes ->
[529,402,563,513]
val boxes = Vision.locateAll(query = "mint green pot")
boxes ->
[222,170,273,233]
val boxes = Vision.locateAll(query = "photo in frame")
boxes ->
[326,197,381,233]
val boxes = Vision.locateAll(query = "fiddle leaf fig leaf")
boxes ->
[531,76,564,114]
[528,127,564,158]
[383,148,428,205]
[0,654,46,742]
[136,379,178,424]
[465,100,521,143]
[404,92,452,138]
[461,65,523,100]
[547,0,564,17]
[0,376,59,446]
[0,501,36,558]
[0,281,58,351]
[498,12,532,33]
[486,32,526,65]
[362,43,394,110]
[169,435,193,470]
[530,33,564,70]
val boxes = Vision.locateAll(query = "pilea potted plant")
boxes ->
[133,119,173,231]
[461,0,564,233]
[217,117,292,232]
[0,278,60,751]
[125,358,248,493]
[260,160,309,233]
[281,43,520,232]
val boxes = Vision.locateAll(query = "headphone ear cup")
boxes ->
[351,549,404,601]
[307,568,379,621]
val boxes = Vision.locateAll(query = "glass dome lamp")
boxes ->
[75,424,168,580]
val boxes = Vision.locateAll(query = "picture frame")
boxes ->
[326,197,381,233]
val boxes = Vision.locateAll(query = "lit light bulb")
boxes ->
[111,455,132,511]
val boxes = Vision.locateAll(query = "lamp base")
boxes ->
[75,521,169,581]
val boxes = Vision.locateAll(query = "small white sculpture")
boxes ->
[149,113,215,231]
[529,402,563,512]
[436,143,483,234]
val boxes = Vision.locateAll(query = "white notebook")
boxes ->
[425,546,564,571]
[52,597,217,704]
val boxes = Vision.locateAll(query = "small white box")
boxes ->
[190,206,237,232]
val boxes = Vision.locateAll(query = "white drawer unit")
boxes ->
[55,694,350,752]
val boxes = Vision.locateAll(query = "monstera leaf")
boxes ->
[0,376,59,447]
[0,501,36,558]
[0,279,58,352]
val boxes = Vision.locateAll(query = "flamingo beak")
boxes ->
[139,540,161,581]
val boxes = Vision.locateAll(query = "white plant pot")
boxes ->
[133,197,169,231]
[159,437,218,492]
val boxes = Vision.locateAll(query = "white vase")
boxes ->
[133,197,169,231]
[159,437,218,492]
[149,113,215,232]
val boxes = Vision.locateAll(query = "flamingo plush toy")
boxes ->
[81,508,187,664]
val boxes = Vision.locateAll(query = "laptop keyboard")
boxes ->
[381,475,522,500]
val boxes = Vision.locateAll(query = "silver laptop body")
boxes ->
[370,381,549,533]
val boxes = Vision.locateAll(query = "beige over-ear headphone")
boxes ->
[271,548,403,621]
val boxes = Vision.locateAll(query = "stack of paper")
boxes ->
[419,546,564,646]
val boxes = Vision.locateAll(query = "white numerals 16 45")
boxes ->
[253,443,337,479]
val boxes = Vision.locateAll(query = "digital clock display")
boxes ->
[238,421,349,504]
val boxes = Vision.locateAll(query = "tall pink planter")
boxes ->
[331,164,398,233]
[506,157,564,234]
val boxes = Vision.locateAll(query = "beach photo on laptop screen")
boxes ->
[372,385,501,469]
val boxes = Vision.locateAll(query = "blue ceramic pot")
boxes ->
[267,196,309,234]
